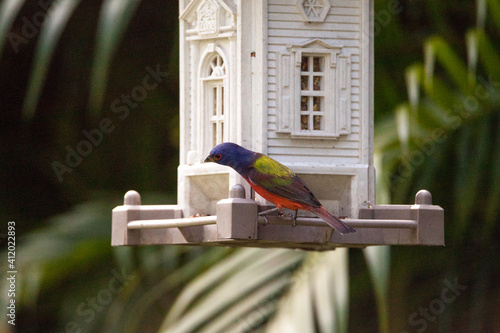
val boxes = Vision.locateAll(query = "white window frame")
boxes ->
[207,80,225,147]
[299,54,328,132]
[199,48,228,156]
[276,39,352,139]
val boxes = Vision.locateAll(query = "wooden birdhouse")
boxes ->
[111,0,445,250]
[177,0,373,219]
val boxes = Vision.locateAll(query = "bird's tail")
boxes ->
[311,206,355,235]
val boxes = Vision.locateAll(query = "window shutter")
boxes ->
[337,55,352,135]
[276,52,293,133]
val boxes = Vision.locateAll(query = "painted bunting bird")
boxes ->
[204,142,355,234]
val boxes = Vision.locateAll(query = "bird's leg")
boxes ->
[280,210,298,226]
[258,207,279,225]
[290,210,298,227]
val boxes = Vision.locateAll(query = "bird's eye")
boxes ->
[214,154,222,160]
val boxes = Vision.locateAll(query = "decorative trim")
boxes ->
[179,0,236,39]
[296,0,331,23]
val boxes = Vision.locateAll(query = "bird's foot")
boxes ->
[260,208,298,227]
[258,207,279,226]
[280,210,298,227]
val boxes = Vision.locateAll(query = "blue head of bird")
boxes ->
[204,142,256,175]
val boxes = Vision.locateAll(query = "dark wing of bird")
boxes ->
[246,154,322,207]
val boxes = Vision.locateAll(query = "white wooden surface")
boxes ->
[177,0,374,219]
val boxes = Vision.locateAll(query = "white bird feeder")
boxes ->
[111,0,444,250]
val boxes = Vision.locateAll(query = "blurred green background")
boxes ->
[1,0,499,332]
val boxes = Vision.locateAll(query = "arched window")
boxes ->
[208,54,225,77]
[202,53,226,150]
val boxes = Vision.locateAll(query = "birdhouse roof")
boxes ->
[179,0,236,24]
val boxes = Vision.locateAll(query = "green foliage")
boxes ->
[22,0,83,118]
[375,0,500,330]
[88,0,142,114]
[0,0,26,58]
[160,248,351,333]
[363,246,390,333]
[162,249,305,333]
[268,250,350,333]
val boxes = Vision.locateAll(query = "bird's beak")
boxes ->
[204,155,215,163]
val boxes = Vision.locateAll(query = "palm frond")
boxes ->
[268,249,350,333]
[363,246,390,333]
[425,36,471,94]
[487,0,500,30]
[0,0,27,58]
[87,0,141,115]
[22,0,83,119]
[161,248,305,333]
[473,28,500,82]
